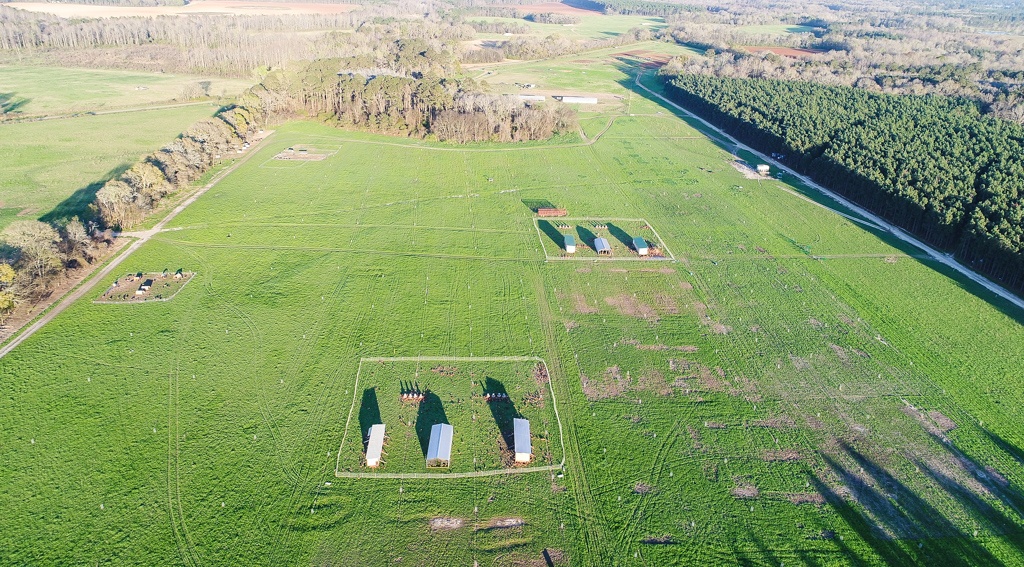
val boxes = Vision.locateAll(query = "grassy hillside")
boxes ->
[0,48,1023,565]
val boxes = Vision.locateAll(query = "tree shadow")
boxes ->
[0,92,30,115]
[576,225,598,251]
[538,220,564,250]
[358,387,381,451]
[39,163,131,225]
[982,428,1024,467]
[816,441,1006,566]
[484,377,519,453]
[521,199,555,212]
[606,222,633,249]
[415,391,447,458]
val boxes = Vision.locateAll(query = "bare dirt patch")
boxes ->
[763,449,802,462]
[679,281,693,290]
[430,517,464,531]
[653,293,679,314]
[730,160,763,179]
[786,493,825,505]
[637,370,672,396]
[573,293,598,314]
[479,517,525,530]
[97,270,194,303]
[928,410,957,433]
[563,320,578,331]
[273,146,329,161]
[633,482,656,494]
[533,363,549,386]
[605,294,658,321]
[693,301,730,333]
[829,343,850,364]
[750,415,796,429]
[580,366,628,400]
[732,478,760,499]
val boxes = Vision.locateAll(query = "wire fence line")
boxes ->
[334,356,568,479]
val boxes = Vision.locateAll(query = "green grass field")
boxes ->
[0,103,222,228]
[0,65,251,116]
[472,14,665,41]
[1,50,1023,565]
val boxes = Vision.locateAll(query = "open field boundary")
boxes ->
[533,216,675,261]
[334,356,567,479]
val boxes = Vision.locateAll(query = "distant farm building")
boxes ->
[366,424,386,468]
[556,96,598,104]
[136,279,153,295]
[513,418,532,464]
[594,237,611,255]
[518,95,546,102]
[757,164,770,175]
[537,208,568,217]
[564,234,576,254]
[426,423,454,468]
[633,237,649,256]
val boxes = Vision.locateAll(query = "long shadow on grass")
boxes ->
[538,219,564,251]
[816,441,1004,566]
[484,377,519,455]
[607,222,634,250]
[0,92,30,115]
[613,63,1024,321]
[576,225,598,252]
[358,387,381,452]
[415,391,448,458]
[522,198,555,213]
[39,162,131,224]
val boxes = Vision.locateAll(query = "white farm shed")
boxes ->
[757,164,770,175]
[366,424,386,468]
[513,418,532,464]
[557,96,598,104]
[564,234,576,254]
[633,236,649,256]
[426,423,454,468]
[594,237,611,255]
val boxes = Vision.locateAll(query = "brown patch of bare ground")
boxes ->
[605,294,658,321]
[653,293,679,314]
[563,320,578,331]
[928,410,957,432]
[479,517,525,530]
[633,482,656,494]
[750,415,796,429]
[580,366,628,400]
[830,343,850,364]
[533,363,549,386]
[732,478,760,499]
[573,293,597,314]
[637,370,672,396]
[786,493,825,505]
[430,517,463,531]
[680,281,693,290]
[693,301,731,334]
[763,449,802,462]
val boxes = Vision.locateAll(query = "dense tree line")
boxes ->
[525,12,580,25]
[464,19,528,34]
[563,0,701,17]
[662,72,1024,290]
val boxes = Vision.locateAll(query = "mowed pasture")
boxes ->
[0,54,1023,566]
[0,103,221,227]
[0,65,251,117]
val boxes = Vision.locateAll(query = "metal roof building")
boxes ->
[366,424,385,468]
[426,423,454,468]
[633,237,648,256]
[594,237,611,255]
[564,234,576,253]
[557,96,598,104]
[513,418,532,464]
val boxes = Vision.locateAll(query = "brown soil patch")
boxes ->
[928,410,957,432]
[705,421,727,429]
[763,449,802,462]
[641,535,674,544]
[533,363,549,386]
[809,318,825,330]
[786,493,825,505]
[573,293,597,314]
[274,147,329,161]
[480,517,525,530]
[7,0,358,17]
[732,481,760,499]
[830,343,850,364]
[98,270,194,303]
[633,482,655,494]
[744,46,825,57]
[431,365,457,377]
[563,320,578,331]
[693,301,730,333]
[513,2,602,15]
[580,366,628,400]
[680,281,693,290]
[789,355,811,371]
[430,517,464,531]
[605,294,658,321]
[637,370,672,396]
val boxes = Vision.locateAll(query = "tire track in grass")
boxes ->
[530,264,610,565]
[268,256,359,563]
[164,256,210,567]
[616,420,681,556]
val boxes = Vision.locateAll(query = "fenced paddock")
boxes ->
[335,356,565,479]
[534,217,674,261]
